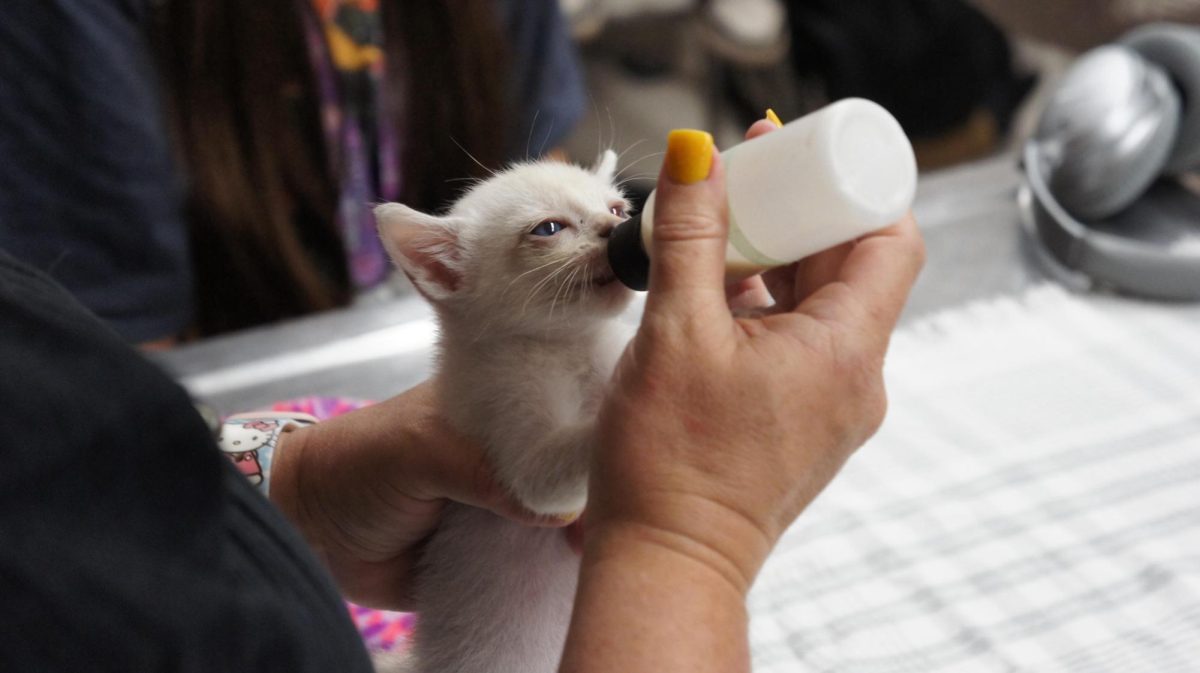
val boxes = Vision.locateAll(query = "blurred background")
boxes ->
[565,0,1033,191]
[560,0,1200,202]
[5,0,1197,348]
[26,0,1180,403]
[102,0,1198,420]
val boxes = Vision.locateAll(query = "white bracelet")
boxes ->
[216,411,319,495]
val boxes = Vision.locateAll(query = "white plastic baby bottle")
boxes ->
[607,98,918,290]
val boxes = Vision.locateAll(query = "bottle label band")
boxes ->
[728,210,786,267]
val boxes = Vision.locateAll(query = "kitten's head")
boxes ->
[376,150,632,333]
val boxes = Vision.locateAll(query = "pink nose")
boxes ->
[596,220,616,239]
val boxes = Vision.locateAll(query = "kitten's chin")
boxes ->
[582,271,633,313]
[502,270,631,330]
[587,268,618,288]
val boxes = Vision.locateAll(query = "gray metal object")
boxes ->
[1032,45,1181,221]
[1123,22,1200,173]
[1021,141,1200,300]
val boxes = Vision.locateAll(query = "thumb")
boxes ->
[644,129,731,319]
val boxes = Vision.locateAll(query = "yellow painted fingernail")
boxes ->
[765,108,783,128]
[665,129,714,185]
[556,511,582,524]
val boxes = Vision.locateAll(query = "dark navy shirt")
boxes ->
[0,249,374,671]
[0,0,192,343]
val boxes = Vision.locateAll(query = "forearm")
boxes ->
[264,413,435,609]
[560,524,752,673]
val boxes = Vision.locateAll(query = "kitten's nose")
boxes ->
[596,219,617,239]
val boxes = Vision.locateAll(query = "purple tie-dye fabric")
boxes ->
[302,0,397,290]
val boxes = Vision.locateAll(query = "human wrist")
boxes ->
[264,419,370,560]
[564,516,753,673]
[584,495,775,599]
[266,423,310,533]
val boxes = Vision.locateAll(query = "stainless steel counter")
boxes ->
[157,154,1047,414]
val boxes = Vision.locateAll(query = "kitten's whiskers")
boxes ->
[521,257,576,317]
[616,138,648,164]
[614,151,665,181]
[616,173,656,188]
[499,257,566,301]
[549,263,584,324]
[450,137,498,178]
[526,109,541,161]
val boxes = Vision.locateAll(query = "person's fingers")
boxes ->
[793,241,855,301]
[643,130,732,320]
[716,117,782,313]
[726,275,773,311]
[646,118,779,318]
[794,213,925,349]
[745,118,779,140]
[761,263,798,310]
[758,239,854,314]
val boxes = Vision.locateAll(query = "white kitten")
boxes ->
[374,150,633,673]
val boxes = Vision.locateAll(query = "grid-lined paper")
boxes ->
[750,286,1200,672]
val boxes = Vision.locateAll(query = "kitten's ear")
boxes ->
[375,203,464,302]
[591,149,617,183]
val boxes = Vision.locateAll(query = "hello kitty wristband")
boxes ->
[216,411,319,495]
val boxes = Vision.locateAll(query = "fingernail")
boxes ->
[765,108,783,128]
[665,129,714,185]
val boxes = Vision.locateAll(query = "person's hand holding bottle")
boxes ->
[562,118,925,673]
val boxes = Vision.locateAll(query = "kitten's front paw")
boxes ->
[555,511,582,524]
[495,434,593,517]
[511,479,588,518]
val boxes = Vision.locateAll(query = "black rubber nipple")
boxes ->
[607,214,650,291]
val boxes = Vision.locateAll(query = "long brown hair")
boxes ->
[152,1,509,336]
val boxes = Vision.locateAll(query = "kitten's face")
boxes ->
[377,151,633,333]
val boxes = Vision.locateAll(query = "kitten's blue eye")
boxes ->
[530,220,565,237]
